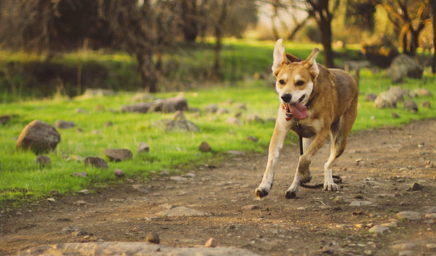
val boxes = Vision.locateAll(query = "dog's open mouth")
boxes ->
[283,95,308,120]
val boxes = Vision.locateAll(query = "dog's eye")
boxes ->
[279,80,285,85]
[295,80,305,86]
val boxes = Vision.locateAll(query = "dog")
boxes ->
[255,39,358,199]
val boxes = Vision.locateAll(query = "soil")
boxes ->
[2,119,436,256]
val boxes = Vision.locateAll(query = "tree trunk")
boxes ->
[181,0,198,43]
[431,0,436,73]
[409,29,419,57]
[136,53,158,93]
[212,1,228,79]
[401,29,410,55]
[319,21,334,68]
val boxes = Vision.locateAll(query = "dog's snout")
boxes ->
[281,94,292,103]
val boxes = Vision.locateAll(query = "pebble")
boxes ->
[235,103,247,110]
[156,206,210,217]
[35,155,51,165]
[205,238,217,248]
[146,232,160,244]
[104,121,113,126]
[199,141,212,152]
[241,205,259,210]
[246,136,259,142]
[368,225,389,234]
[297,207,305,210]
[137,142,150,154]
[392,112,400,119]
[114,169,125,177]
[408,182,422,191]
[349,201,376,206]
[392,243,417,250]
[78,189,89,194]
[170,176,187,182]
[381,222,398,228]
[332,196,344,204]
[47,198,55,202]
[72,171,88,178]
[396,211,421,221]
[76,200,86,205]
[50,190,60,196]
[226,117,243,125]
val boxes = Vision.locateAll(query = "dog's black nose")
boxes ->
[281,94,292,103]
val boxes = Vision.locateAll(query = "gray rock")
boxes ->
[104,149,133,162]
[216,108,229,115]
[35,155,51,166]
[391,243,417,250]
[421,101,431,108]
[82,88,115,97]
[403,100,418,112]
[392,112,400,119]
[396,211,421,221]
[20,242,261,256]
[78,189,89,194]
[227,150,245,155]
[84,157,108,169]
[226,117,243,125]
[137,142,150,154]
[386,55,423,83]
[246,114,264,123]
[146,99,176,113]
[349,201,376,206]
[75,108,88,114]
[146,232,160,244]
[388,86,408,101]
[114,169,125,177]
[166,96,188,111]
[241,205,259,210]
[156,206,210,217]
[409,182,422,191]
[16,120,61,154]
[121,102,154,113]
[199,141,211,152]
[205,238,217,248]
[54,120,75,129]
[235,103,247,111]
[204,104,219,113]
[246,136,259,142]
[365,93,377,102]
[374,92,397,109]
[170,176,187,182]
[72,171,88,177]
[165,120,199,132]
[414,88,432,96]
[368,225,389,234]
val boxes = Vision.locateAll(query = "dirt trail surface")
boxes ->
[2,119,436,256]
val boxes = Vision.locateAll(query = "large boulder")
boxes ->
[16,120,61,154]
[387,86,408,102]
[374,92,397,109]
[362,34,400,68]
[386,55,423,83]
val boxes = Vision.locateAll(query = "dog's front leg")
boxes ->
[255,118,288,199]
[285,130,329,199]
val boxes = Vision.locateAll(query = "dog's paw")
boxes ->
[255,188,269,198]
[323,182,339,191]
[285,190,297,199]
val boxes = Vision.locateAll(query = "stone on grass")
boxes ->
[21,242,261,256]
[16,120,61,154]
[216,108,229,115]
[35,155,51,166]
[246,114,264,123]
[392,112,400,119]
[50,190,60,196]
[235,103,247,111]
[84,157,108,169]
[205,104,219,114]
[388,86,408,101]
[54,120,75,129]
[396,211,421,221]
[137,142,150,154]
[104,149,133,162]
[146,99,176,113]
[165,120,199,132]
[365,93,377,102]
[246,136,259,142]
[199,141,211,152]
[146,232,160,244]
[205,238,217,248]
[403,100,418,112]
[374,92,397,109]
[114,169,125,177]
[421,101,431,108]
[226,117,243,125]
[414,88,432,96]
[386,55,423,83]
[368,225,389,234]
[156,206,210,217]
[72,171,88,177]
[75,108,88,114]
[121,102,154,113]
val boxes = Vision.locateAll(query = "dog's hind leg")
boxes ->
[255,115,289,199]
[324,105,357,190]
[285,136,314,199]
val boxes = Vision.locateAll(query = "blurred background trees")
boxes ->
[0,0,434,95]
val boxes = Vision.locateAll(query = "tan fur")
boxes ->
[255,39,358,199]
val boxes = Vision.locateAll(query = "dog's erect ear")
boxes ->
[272,39,286,75]
[303,48,320,78]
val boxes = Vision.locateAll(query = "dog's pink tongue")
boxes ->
[289,102,308,119]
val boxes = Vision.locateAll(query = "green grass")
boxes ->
[1,40,436,206]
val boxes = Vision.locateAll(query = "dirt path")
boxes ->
[2,120,436,256]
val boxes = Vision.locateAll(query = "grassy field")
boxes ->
[1,41,435,206]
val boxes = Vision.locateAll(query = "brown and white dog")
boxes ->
[255,39,358,199]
